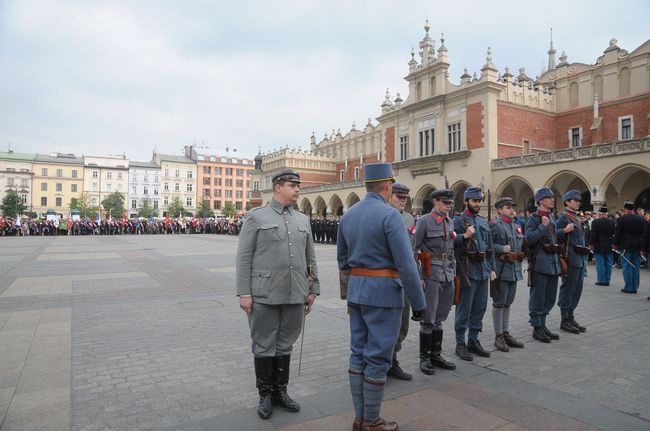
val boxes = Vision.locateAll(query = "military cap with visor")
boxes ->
[495,197,516,209]
[431,189,454,203]
[272,169,301,184]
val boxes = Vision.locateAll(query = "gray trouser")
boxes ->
[247,303,304,357]
[492,280,517,307]
[394,293,410,353]
[420,279,454,334]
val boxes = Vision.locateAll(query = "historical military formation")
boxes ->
[236,164,648,430]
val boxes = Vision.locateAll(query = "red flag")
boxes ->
[165,214,170,225]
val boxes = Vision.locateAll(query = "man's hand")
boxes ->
[541,216,550,226]
[411,309,424,321]
[305,294,317,315]
[463,226,476,239]
[503,245,511,253]
[490,271,497,281]
[239,296,253,314]
[564,223,575,233]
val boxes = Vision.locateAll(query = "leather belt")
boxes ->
[351,268,400,278]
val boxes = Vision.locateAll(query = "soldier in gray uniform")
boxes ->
[414,189,458,374]
[236,169,320,420]
[387,182,416,381]
[490,197,525,352]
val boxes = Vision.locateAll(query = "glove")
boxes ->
[411,309,424,322]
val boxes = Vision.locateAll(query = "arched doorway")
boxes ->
[329,194,344,217]
[450,181,471,215]
[601,164,650,212]
[545,171,591,211]
[300,198,313,216]
[313,196,327,217]
[635,188,650,211]
[497,176,535,213]
[345,192,361,211]
[413,184,436,214]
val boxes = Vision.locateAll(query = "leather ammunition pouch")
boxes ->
[542,243,562,254]
[572,245,591,255]
[467,251,486,262]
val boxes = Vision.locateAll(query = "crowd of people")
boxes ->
[0,216,243,236]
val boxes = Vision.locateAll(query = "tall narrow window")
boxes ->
[399,135,409,161]
[620,117,632,140]
[339,170,345,182]
[448,123,461,152]
[570,128,581,147]
[418,128,434,156]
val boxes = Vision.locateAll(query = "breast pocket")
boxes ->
[258,224,281,242]
[426,228,445,248]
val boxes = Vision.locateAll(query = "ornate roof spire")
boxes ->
[547,27,557,70]
[424,19,430,35]
[481,46,497,72]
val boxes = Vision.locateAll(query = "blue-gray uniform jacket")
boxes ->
[556,210,587,269]
[453,211,496,281]
[414,210,456,283]
[525,212,561,275]
[337,193,426,311]
[490,217,524,281]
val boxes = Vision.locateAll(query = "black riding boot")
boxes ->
[419,332,435,375]
[254,356,274,419]
[272,355,300,412]
[431,328,456,370]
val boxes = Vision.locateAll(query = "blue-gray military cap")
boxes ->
[272,169,301,184]
[495,197,516,209]
[562,189,582,202]
[464,187,484,200]
[364,163,395,183]
[534,187,554,203]
[431,189,454,202]
[391,182,410,196]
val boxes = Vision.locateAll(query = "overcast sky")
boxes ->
[1,0,648,161]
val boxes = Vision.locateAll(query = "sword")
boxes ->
[298,304,306,376]
[612,248,634,267]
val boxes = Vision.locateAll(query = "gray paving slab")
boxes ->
[0,235,648,431]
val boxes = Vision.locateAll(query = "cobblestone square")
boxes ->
[0,235,648,430]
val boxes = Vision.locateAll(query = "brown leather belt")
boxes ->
[351,268,400,278]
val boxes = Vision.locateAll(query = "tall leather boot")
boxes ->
[254,356,274,419]
[419,332,435,375]
[272,355,300,412]
[430,328,456,370]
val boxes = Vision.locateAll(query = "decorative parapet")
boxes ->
[284,180,364,195]
[492,138,650,170]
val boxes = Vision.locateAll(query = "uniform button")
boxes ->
[290,255,294,258]
[286,221,289,224]
[290,266,293,269]
[289,243,292,246]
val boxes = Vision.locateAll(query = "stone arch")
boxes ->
[413,184,436,213]
[450,180,471,213]
[601,164,650,211]
[345,192,361,210]
[545,170,591,211]
[329,194,344,217]
[619,67,631,96]
[569,82,579,107]
[313,196,327,217]
[496,176,535,212]
[300,198,313,216]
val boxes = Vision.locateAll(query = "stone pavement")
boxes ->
[0,235,648,431]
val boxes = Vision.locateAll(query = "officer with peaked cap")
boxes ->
[386,182,417,381]
[414,188,458,375]
[338,163,426,431]
[556,190,589,334]
[525,187,561,343]
[490,197,525,352]
[452,187,496,361]
[589,206,615,286]
[613,200,645,293]
[236,169,320,420]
